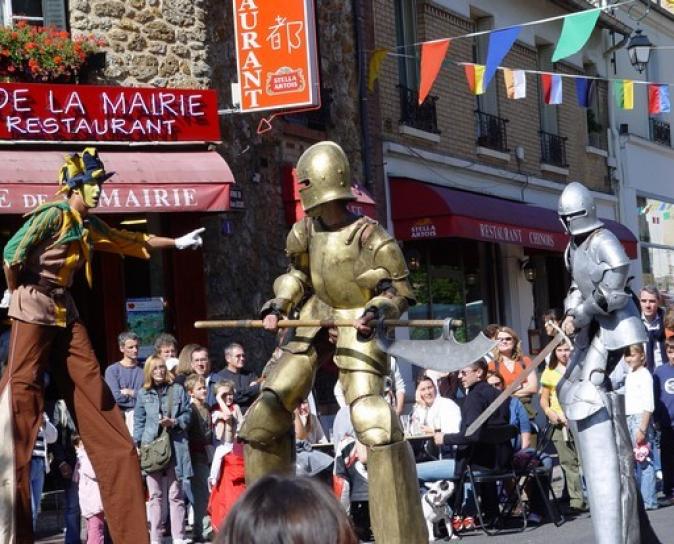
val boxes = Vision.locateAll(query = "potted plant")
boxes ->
[0,21,106,83]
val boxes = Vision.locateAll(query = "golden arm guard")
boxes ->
[260,219,312,317]
[356,228,415,318]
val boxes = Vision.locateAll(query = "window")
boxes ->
[2,0,66,28]
[473,16,499,116]
[394,0,418,91]
[637,195,674,295]
[584,63,608,150]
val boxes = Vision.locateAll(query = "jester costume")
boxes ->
[0,150,152,543]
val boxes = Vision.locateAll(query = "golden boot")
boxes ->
[368,440,429,544]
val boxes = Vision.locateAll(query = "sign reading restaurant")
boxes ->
[0,82,221,142]
[233,0,320,112]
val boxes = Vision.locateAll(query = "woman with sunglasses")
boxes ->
[488,326,538,420]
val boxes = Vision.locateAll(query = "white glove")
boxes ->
[0,289,11,309]
[175,227,205,250]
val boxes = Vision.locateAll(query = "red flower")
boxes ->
[54,55,62,64]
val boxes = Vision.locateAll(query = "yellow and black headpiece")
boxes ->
[57,147,115,194]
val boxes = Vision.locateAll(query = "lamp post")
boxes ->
[627,29,653,73]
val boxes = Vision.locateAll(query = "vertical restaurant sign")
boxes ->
[0,82,221,142]
[233,0,320,112]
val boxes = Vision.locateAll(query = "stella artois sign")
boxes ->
[233,0,320,112]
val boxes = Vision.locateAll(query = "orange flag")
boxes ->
[418,38,451,105]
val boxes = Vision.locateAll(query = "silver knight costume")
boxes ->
[557,182,646,544]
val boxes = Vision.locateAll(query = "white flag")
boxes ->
[504,69,526,99]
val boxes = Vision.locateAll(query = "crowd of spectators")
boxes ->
[21,282,674,541]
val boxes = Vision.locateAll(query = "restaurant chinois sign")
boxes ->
[233,0,320,112]
[0,82,221,142]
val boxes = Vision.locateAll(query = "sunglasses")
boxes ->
[459,368,477,376]
[497,337,514,342]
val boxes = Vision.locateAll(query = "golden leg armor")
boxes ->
[243,435,294,485]
[368,440,429,544]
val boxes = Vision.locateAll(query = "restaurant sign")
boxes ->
[0,82,221,142]
[233,0,320,112]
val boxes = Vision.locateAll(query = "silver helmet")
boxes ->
[558,182,604,235]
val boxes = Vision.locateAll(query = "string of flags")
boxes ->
[368,1,671,114]
[640,202,674,220]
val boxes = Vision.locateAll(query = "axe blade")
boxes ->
[385,331,496,373]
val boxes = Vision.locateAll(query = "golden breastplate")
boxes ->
[308,226,371,308]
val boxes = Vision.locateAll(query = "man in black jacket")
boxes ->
[209,342,259,412]
[434,359,513,520]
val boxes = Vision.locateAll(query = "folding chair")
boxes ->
[454,424,527,536]
[512,422,566,527]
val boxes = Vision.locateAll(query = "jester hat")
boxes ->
[57,147,115,194]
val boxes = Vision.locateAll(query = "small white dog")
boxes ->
[422,480,457,541]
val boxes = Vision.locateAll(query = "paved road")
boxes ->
[36,505,672,543]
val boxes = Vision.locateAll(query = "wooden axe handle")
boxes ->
[464,332,566,437]
[194,318,463,329]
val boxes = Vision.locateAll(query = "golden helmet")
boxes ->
[295,141,355,211]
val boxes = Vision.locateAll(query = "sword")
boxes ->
[465,331,566,437]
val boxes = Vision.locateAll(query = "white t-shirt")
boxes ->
[625,366,655,416]
[410,396,461,434]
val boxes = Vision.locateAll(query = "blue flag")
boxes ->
[484,26,522,90]
[575,77,595,108]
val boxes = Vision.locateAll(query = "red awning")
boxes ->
[280,164,377,224]
[0,150,235,213]
[390,178,638,259]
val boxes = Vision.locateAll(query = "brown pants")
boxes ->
[0,320,149,544]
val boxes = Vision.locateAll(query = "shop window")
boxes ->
[1,0,66,28]
[637,195,674,296]
[405,239,498,343]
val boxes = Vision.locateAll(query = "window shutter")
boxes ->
[41,0,67,29]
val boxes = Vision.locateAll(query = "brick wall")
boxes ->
[374,0,611,194]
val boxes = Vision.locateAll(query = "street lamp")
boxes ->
[627,29,653,73]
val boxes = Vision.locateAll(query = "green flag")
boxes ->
[552,10,600,62]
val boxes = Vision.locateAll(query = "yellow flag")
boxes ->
[368,48,389,92]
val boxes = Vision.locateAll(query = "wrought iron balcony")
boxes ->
[398,85,440,134]
[649,118,671,147]
[540,131,568,168]
[475,110,509,152]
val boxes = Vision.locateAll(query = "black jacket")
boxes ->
[208,367,260,411]
[442,380,512,471]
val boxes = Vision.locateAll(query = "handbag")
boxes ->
[139,386,174,473]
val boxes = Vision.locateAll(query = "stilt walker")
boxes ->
[0,148,205,544]
[557,182,650,544]
[237,141,429,543]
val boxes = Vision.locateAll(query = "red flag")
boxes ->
[418,39,450,105]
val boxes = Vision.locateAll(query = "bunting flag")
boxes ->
[552,10,601,62]
[464,64,486,95]
[648,84,671,114]
[614,80,634,110]
[575,77,596,108]
[484,26,522,89]
[503,69,526,99]
[367,48,389,92]
[418,39,451,104]
[541,73,562,104]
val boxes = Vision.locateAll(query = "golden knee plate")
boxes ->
[238,390,293,447]
[265,350,317,412]
[350,394,403,446]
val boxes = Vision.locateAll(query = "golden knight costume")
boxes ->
[238,141,427,543]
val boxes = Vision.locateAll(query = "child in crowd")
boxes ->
[654,338,674,503]
[208,380,245,532]
[186,374,214,543]
[73,435,105,544]
[624,343,658,510]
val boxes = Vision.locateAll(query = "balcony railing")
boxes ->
[649,118,671,147]
[540,131,568,168]
[587,130,607,150]
[398,85,440,134]
[475,110,509,152]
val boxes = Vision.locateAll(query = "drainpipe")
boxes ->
[352,0,372,190]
